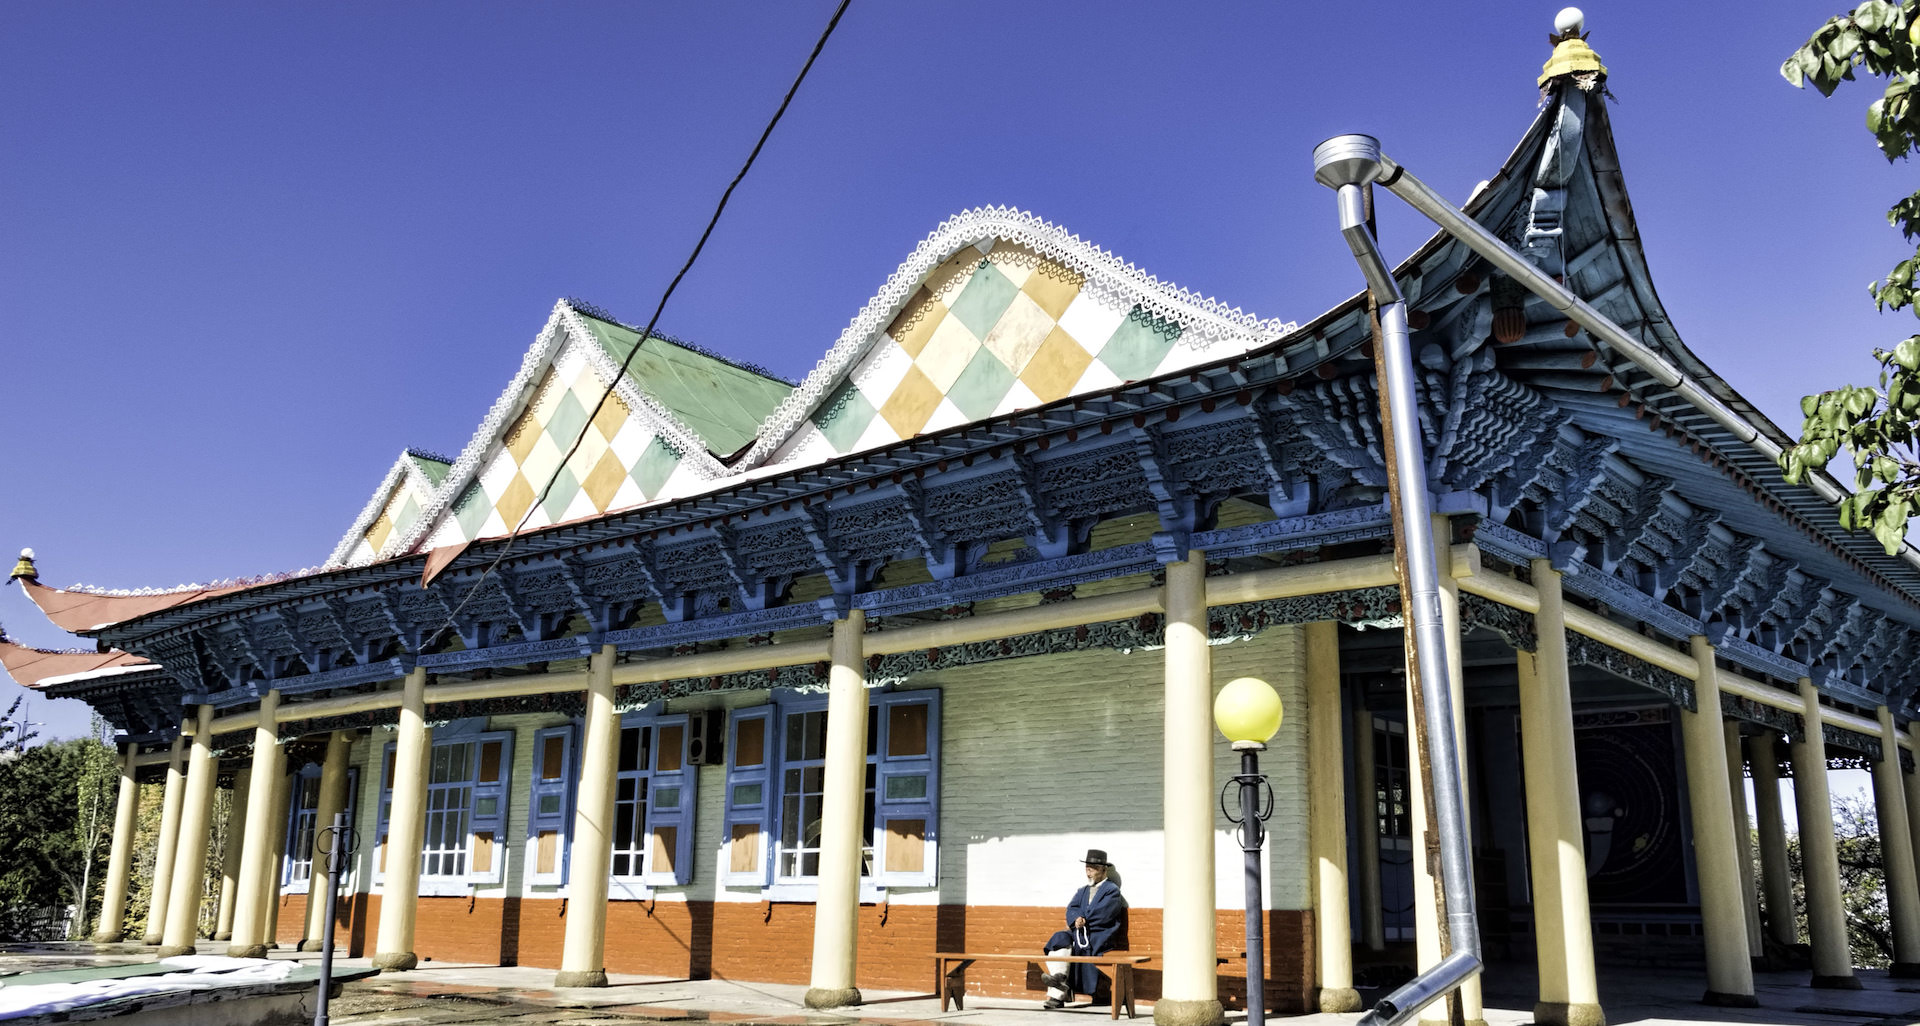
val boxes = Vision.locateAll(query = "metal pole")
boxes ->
[315,811,347,1026]
[1239,747,1267,1026]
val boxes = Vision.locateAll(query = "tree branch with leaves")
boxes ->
[1781,0,1920,553]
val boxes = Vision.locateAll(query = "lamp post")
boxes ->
[1215,676,1283,1026]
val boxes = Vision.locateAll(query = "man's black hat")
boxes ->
[1082,849,1110,867]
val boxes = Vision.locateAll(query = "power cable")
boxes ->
[424,0,852,652]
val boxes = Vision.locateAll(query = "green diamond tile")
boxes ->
[946,348,1015,421]
[544,390,590,449]
[812,378,877,453]
[947,260,1019,340]
[453,482,491,539]
[541,464,580,522]
[1097,306,1185,381]
[631,436,680,499]
[392,493,421,537]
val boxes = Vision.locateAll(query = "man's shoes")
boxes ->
[1043,998,1065,1010]
[1040,972,1069,991]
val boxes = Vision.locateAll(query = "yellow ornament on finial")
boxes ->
[9,548,36,583]
[1539,6,1607,87]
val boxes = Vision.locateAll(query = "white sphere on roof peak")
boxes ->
[18,548,31,559]
[1555,7,1585,34]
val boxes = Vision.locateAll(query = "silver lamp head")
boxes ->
[1313,134,1383,190]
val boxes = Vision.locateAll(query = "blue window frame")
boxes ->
[607,710,693,890]
[376,728,513,888]
[527,723,576,886]
[723,690,939,891]
[282,765,359,893]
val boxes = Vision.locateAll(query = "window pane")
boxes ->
[476,796,499,817]
[619,727,639,773]
[540,736,564,781]
[657,724,684,773]
[867,705,878,757]
[537,830,559,874]
[782,794,801,846]
[885,774,927,800]
[472,831,494,874]
[732,783,762,807]
[653,786,681,810]
[538,794,561,816]
[736,716,765,767]
[730,823,760,873]
[650,826,678,876]
[613,853,630,877]
[888,703,928,757]
[884,818,925,873]
[479,741,503,784]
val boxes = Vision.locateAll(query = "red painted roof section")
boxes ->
[0,638,149,689]
[19,577,244,634]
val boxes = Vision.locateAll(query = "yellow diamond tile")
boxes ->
[886,287,946,358]
[1021,258,1086,320]
[984,242,1038,288]
[590,386,631,443]
[914,314,980,391]
[981,290,1055,374]
[879,364,944,439]
[923,246,984,305]
[1020,325,1094,403]
[365,510,393,553]
[581,447,627,512]
[504,406,542,464]
[494,471,537,530]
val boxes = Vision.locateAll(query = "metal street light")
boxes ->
[1214,676,1282,1026]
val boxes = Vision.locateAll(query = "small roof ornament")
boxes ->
[9,548,36,584]
[1539,7,1608,89]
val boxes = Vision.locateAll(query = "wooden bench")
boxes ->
[933,951,1152,1019]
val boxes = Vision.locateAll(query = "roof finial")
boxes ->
[1539,7,1608,89]
[8,549,36,584]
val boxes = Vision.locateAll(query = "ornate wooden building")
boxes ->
[7,23,1920,1026]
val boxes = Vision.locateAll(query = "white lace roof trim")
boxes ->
[323,449,446,569]
[737,205,1299,469]
[332,302,730,570]
[60,566,328,597]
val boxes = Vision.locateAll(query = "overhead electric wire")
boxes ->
[424,0,853,652]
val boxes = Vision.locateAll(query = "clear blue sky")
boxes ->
[0,1,1905,775]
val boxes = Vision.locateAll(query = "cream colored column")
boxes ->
[556,645,620,988]
[1412,518,1480,1026]
[159,704,220,956]
[1725,721,1763,961]
[1307,621,1360,1012]
[1871,707,1920,974]
[92,744,142,943]
[375,668,431,971]
[143,725,189,946]
[1749,735,1797,949]
[1680,638,1755,1005]
[227,690,281,958]
[1352,704,1386,952]
[805,611,871,1009]
[1155,553,1222,1026]
[214,768,252,941]
[299,731,355,951]
[1908,725,1920,920]
[259,750,293,947]
[1792,677,1858,988]
[1515,561,1603,1026]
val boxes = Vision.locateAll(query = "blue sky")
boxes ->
[0,1,1906,783]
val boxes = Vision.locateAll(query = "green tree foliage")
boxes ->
[0,738,113,939]
[1780,791,1895,968]
[1780,2,1920,552]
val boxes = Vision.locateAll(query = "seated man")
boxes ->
[1040,849,1127,1010]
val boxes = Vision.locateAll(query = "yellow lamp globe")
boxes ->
[1213,676,1283,747]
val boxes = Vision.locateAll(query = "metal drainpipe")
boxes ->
[1353,141,1920,580]
[1313,134,1482,1026]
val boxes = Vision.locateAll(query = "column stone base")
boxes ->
[155,944,197,958]
[804,988,861,1009]
[141,933,162,946]
[1534,1000,1606,1026]
[297,940,326,952]
[212,931,231,942]
[1318,988,1362,1013]
[555,970,609,988]
[90,931,124,945]
[372,951,417,972]
[1152,997,1225,1026]
[225,943,268,959]
[1890,962,1920,979]
[1811,973,1862,990]
[1701,990,1760,1007]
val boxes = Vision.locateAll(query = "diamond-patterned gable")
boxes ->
[798,240,1192,458]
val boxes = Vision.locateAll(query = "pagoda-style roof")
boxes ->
[15,46,1920,728]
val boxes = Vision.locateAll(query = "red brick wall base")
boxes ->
[317,895,1313,1013]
